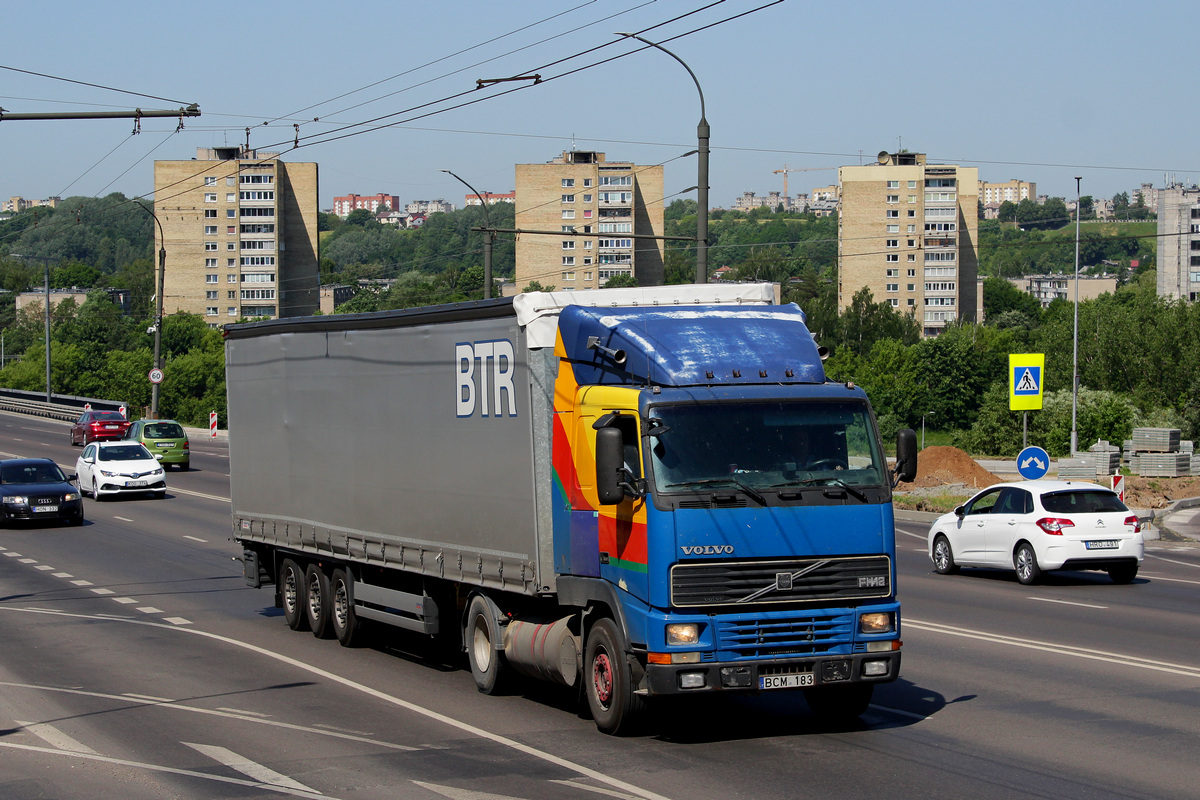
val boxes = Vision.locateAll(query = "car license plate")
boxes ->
[1085,540,1120,550]
[759,673,814,690]
[127,480,148,487]
[156,442,174,448]
[33,505,59,513]
[104,424,118,429]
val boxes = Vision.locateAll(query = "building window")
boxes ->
[205,176,218,186]
[926,178,957,187]
[886,239,898,248]
[241,270,276,280]
[583,209,593,218]
[908,195,917,203]
[206,291,218,300]
[908,254,916,262]
[926,282,957,292]
[228,259,236,267]
[908,224,917,232]
[582,194,592,203]
[562,179,575,188]
[206,307,218,316]
[227,176,236,186]
[925,191,956,203]
[584,272,592,280]
[241,207,274,218]
[908,239,916,247]
[204,226,217,235]
[226,193,236,202]
[240,175,274,184]
[907,284,916,291]
[583,241,593,250]
[228,290,237,299]
[925,297,956,306]
[598,238,632,248]
[886,284,898,292]
[562,240,575,250]
[206,274,218,284]
[205,209,217,218]
[562,271,575,280]
[886,180,899,189]
[562,256,575,266]
[886,210,899,218]
[908,180,917,188]
[889,299,899,307]
[227,274,237,283]
[205,258,217,267]
[227,209,236,218]
[561,194,575,203]
[562,210,575,219]
[240,191,274,201]
[925,252,957,262]
[241,224,275,234]
[227,243,236,250]
[886,195,899,204]
[908,269,916,276]
[241,288,276,300]
[886,269,899,277]
[205,193,217,202]
[886,224,899,233]
[583,257,592,265]
[240,240,275,250]
[583,178,593,187]
[205,242,218,251]
[228,307,238,316]
[908,209,916,217]
[886,254,899,262]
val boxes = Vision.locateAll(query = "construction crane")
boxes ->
[772,165,830,201]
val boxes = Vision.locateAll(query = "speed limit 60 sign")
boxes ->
[148,367,164,384]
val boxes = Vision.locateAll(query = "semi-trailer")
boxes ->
[227,284,917,733]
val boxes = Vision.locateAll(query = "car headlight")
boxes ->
[63,493,79,502]
[2,496,27,504]
[860,612,894,634]
[100,470,116,477]
[152,468,164,476]
[666,623,699,645]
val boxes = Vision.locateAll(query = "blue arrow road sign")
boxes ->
[1016,445,1050,480]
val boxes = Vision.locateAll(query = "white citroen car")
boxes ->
[76,441,167,500]
[927,480,1143,585]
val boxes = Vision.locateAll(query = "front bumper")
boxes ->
[2,499,83,523]
[98,480,166,494]
[642,651,901,696]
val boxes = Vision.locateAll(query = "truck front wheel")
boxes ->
[466,595,509,694]
[305,565,334,639]
[584,618,645,735]
[280,559,309,632]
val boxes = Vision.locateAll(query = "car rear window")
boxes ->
[145,423,185,438]
[93,412,125,421]
[1041,490,1128,514]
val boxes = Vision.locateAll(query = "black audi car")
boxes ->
[0,458,84,527]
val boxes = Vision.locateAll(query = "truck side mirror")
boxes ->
[893,428,918,486]
[595,426,625,505]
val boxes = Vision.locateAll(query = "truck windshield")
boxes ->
[648,400,886,493]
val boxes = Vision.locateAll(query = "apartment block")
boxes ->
[1009,275,1117,308]
[838,151,979,336]
[514,150,664,290]
[464,191,515,206]
[1157,184,1200,301]
[979,179,1036,205]
[154,147,319,325]
[405,199,454,215]
[332,193,399,217]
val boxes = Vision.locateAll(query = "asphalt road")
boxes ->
[2,412,1200,799]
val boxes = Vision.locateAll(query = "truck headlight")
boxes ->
[859,612,893,634]
[666,623,699,645]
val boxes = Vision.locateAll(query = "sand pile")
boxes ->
[902,445,1001,490]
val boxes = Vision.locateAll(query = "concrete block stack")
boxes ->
[1058,440,1121,480]
[1129,428,1191,477]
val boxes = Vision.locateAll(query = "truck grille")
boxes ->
[716,611,854,660]
[670,555,891,608]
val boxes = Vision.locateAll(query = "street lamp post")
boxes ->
[1070,177,1082,456]
[136,202,167,418]
[439,170,493,299]
[617,33,708,285]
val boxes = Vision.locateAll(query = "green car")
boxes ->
[125,419,190,471]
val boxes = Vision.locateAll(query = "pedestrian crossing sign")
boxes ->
[1009,353,1044,410]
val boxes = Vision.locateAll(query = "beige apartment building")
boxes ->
[514,151,664,290]
[153,148,319,325]
[838,152,979,337]
[979,179,1036,206]
[1157,184,1200,301]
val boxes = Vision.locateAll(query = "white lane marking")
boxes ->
[52,572,73,578]
[1137,574,1200,586]
[218,707,271,718]
[163,617,192,625]
[19,558,37,564]
[897,529,926,540]
[35,565,54,571]
[0,607,673,800]
[868,704,928,721]
[91,588,115,596]
[123,693,173,701]
[70,580,93,586]
[3,552,21,557]
[171,486,230,503]
[1145,553,1200,569]
[313,723,372,736]
[185,742,319,794]
[1028,596,1108,609]
[136,606,163,613]
[183,535,208,543]
[413,781,527,800]
[113,516,134,522]
[112,597,138,604]
[15,720,98,754]
[550,778,653,800]
[0,741,332,799]
[907,618,1200,678]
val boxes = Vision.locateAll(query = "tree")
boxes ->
[982,276,1042,322]
[997,201,1017,223]
[51,262,102,289]
[603,273,639,288]
[344,208,377,227]
[521,280,555,293]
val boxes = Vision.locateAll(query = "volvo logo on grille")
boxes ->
[775,572,793,590]
[680,545,734,556]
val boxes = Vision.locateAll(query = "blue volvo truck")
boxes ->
[228,284,917,734]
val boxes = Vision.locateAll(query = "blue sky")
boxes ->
[3,0,1195,211]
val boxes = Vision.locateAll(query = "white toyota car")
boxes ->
[927,480,1143,585]
[76,441,167,500]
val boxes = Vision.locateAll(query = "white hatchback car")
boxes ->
[76,441,167,500]
[927,480,1143,585]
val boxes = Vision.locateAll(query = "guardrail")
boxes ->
[0,389,129,423]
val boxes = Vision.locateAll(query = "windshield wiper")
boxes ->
[665,478,766,506]
[771,476,869,502]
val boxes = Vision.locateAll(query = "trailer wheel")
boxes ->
[280,559,309,631]
[305,565,334,639]
[584,617,645,735]
[330,568,363,647]
[466,595,509,694]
